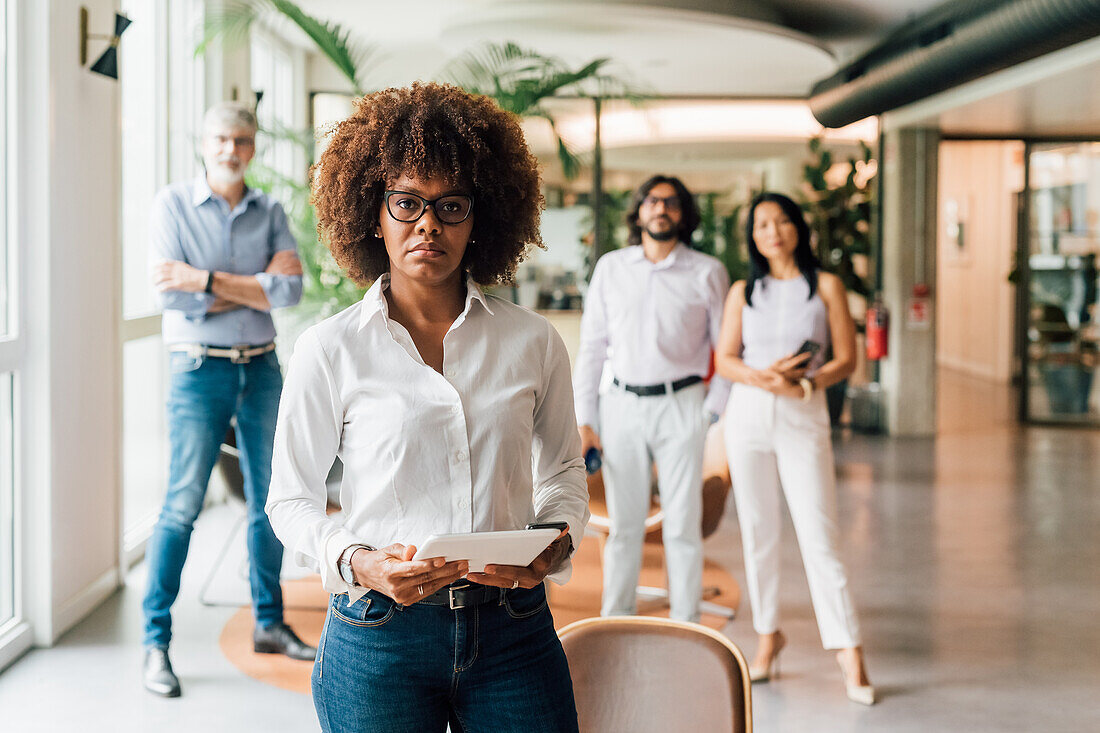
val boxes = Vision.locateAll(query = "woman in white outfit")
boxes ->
[716,192,874,705]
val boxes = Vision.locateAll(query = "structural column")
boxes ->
[879,128,939,436]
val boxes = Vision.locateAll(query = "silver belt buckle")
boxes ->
[229,344,252,364]
[448,583,472,610]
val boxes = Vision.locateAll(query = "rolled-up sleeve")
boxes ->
[533,322,590,585]
[255,203,303,310]
[149,191,213,321]
[266,327,365,601]
[572,258,610,430]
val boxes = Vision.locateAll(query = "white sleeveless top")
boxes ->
[740,275,830,375]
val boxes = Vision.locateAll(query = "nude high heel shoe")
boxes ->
[836,651,875,705]
[748,631,786,683]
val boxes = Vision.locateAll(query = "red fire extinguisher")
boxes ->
[866,293,889,361]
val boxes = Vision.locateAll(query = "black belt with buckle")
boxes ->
[613,374,703,397]
[419,582,503,609]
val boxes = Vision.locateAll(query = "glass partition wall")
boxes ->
[1022,142,1100,424]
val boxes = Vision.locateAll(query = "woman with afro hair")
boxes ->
[265,82,588,732]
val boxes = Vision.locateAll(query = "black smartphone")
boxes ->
[796,340,822,360]
[525,522,569,533]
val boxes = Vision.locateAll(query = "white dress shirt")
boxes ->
[267,274,589,603]
[572,243,731,429]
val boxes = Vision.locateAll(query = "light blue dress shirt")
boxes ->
[151,176,303,346]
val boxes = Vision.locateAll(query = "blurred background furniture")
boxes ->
[559,616,752,733]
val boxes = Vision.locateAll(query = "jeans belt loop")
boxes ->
[664,381,674,395]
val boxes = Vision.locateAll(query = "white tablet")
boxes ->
[412,529,559,573]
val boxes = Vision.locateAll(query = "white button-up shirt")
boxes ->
[573,243,731,428]
[267,274,589,603]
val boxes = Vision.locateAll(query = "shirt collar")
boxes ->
[191,175,261,209]
[358,273,494,332]
[627,241,685,270]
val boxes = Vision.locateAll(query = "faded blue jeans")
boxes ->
[312,584,579,733]
[142,349,285,649]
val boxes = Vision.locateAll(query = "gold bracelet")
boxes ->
[799,377,814,402]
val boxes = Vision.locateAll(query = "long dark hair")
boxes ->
[743,191,820,306]
[625,175,701,247]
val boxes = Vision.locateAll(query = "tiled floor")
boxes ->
[2,369,1098,732]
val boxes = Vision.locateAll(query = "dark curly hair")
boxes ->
[311,82,544,285]
[625,174,701,247]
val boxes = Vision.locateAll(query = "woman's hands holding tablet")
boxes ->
[466,526,571,590]
[352,544,469,605]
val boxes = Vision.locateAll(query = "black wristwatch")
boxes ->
[204,270,215,294]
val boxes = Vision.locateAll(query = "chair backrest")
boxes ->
[559,616,752,733]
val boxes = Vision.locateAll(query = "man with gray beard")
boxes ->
[141,102,313,697]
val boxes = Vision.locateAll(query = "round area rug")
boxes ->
[221,538,740,694]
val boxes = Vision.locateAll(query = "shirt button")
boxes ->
[445,369,456,379]
[455,450,467,462]
[458,498,469,509]
[451,404,462,415]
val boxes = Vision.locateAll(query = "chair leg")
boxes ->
[636,585,736,619]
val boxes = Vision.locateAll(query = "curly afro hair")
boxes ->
[311,82,545,286]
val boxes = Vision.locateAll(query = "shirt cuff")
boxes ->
[539,519,584,587]
[323,528,371,605]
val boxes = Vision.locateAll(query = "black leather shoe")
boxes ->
[253,623,317,661]
[143,647,181,697]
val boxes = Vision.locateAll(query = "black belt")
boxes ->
[612,375,703,397]
[419,582,503,609]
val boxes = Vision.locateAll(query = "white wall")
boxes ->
[16,0,122,645]
[936,142,1024,383]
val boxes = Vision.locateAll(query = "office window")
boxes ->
[0,0,14,633]
[0,373,12,627]
[250,29,297,195]
[118,0,203,559]
[0,0,7,339]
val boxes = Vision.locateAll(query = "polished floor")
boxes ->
[1,369,1098,732]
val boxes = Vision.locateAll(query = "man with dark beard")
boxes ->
[141,103,315,697]
[573,175,730,623]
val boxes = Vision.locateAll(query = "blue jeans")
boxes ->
[313,584,579,733]
[142,350,285,648]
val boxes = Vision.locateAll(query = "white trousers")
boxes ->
[724,384,861,649]
[599,382,707,622]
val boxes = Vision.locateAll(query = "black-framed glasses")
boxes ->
[642,194,682,211]
[383,190,474,224]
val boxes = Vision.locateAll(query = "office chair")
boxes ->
[558,616,752,733]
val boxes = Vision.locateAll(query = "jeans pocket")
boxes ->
[168,351,204,375]
[503,584,548,620]
[331,592,397,628]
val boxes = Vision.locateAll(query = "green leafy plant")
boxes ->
[577,189,632,275]
[445,42,640,180]
[199,6,636,311]
[692,193,750,285]
[197,0,371,94]
[801,137,875,298]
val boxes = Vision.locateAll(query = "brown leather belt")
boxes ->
[168,342,275,364]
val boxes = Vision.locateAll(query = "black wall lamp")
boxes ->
[79,6,132,80]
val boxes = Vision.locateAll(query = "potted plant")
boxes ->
[801,137,876,426]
